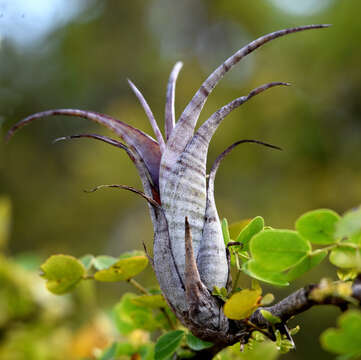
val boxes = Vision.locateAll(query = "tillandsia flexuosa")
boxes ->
[7,25,330,344]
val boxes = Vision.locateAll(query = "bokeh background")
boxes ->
[0,0,360,359]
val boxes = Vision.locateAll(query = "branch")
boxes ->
[250,279,361,327]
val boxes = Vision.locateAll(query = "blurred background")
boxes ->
[0,0,360,359]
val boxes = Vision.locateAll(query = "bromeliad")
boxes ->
[6,24,329,344]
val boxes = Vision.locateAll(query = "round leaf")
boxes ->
[224,288,261,320]
[335,207,361,240]
[296,209,340,244]
[155,330,184,360]
[186,333,213,351]
[329,246,361,269]
[321,310,361,356]
[243,260,289,286]
[131,294,167,308]
[250,230,310,272]
[236,216,264,250]
[94,255,148,282]
[41,255,85,294]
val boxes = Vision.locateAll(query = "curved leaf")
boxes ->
[155,330,185,360]
[250,230,310,272]
[41,255,85,294]
[94,255,148,282]
[296,209,340,244]
[224,288,262,320]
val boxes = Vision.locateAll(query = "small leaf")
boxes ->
[154,330,185,360]
[222,218,230,245]
[94,255,148,282]
[296,209,340,244]
[285,249,328,281]
[212,286,228,301]
[260,310,281,324]
[260,293,275,306]
[236,216,264,251]
[329,246,361,269]
[93,255,118,270]
[250,230,311,272]
[99,343,118,360]
[243,260,289,286]
[0,197,11,249]
[131,294,167,308]
[224,288,261,320]
[41,255,85,294]
[289,325,300,335]
[321,310,361,356]
[79,254,94,270]
[186,333,213,351]
[335,207,361,240]
[337,269,358,281]
[113,293,160,334]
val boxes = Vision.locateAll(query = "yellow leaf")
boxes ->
[224,288,261,320]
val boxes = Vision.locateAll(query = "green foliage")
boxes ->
[250,230,311,272]
[94,254,148,282]
[321,310,361,359]
[212,286,229,302]
[185,333,213,351]
[329,246,361,269]
[296,209,340,244]
[40,255,85,294]
[335,207,361,240]
[235,216,264,251]
[260,310,281,325]
[224,287,261,320]
[154,330,185,360]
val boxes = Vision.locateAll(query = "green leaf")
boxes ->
[186,333,213,351]
[212,286,228,301]
[94,254,148,282]
[113,293,160,334]
[93,255,118,270]
[260,293,275,306]
[329,246,361,269]
[99,342,118,360]
[243,260,289,286]
[116,342,136,356]
[154,330,185,360]
[40,255,85,294]
[296,209,340,244]
[222,218,231,245]
[336,207,361,240]
[236,216,264,251]
[0,197,11,249]
[79,254,94,270]
[260,310,281,324]
[321,310,361,357]
[285,249,328,281]
[131,294,167,308]
[250,230,311,272]
[224,288,262,320]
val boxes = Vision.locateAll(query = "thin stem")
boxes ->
[127,278,149,294]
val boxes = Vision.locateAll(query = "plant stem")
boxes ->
[127,278,149,294]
